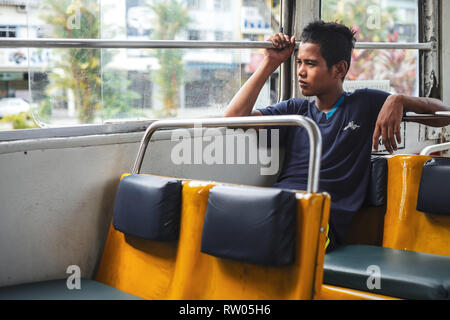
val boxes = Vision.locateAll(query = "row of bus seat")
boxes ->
[319,155,450,300]
[2,154,448,300]
[0,171,330,300]
[95,174,330,300]
[103,154,449,300]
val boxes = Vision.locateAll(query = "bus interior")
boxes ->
[0,0,449,301]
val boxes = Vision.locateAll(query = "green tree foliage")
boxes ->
[102,72,143,120]
[322,0,417,95]
[39,0,141,124]
[148,0,191,118]
[0,112,39,129]
[40,0,101,123]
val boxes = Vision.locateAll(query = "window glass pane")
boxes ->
[26,0,102,126]
[100,47,276,122]
[322,0,418,43]
[0,2,39,130]
[321,0,419,96]
[2,0,279,129]
[347,49,418,96]
[103,0,276,41]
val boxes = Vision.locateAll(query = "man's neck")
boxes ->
[316,86,344,113]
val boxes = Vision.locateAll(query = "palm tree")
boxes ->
[39,0,143,123]
[148,0,191,118]
[39,0,102,123]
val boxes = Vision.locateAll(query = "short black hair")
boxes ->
[301,20,356,78]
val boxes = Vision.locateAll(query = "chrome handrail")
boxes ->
[403,112,450,121]
[435,111,450,116]
[420,142,450,156]
[132,116,322,193]
[0,38,434,51]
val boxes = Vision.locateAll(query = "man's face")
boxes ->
[296,42,338,97]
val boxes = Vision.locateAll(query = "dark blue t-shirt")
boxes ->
[258,88,390,243]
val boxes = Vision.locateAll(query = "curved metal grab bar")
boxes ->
[132,116,322,193]
[420,142,450,156]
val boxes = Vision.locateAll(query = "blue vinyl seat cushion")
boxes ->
[0,279,143,300]
[364,156,388,207]
[201,185,297,266]
[324,245,450,300]
[113,174,182,241]
[417,158,450,215]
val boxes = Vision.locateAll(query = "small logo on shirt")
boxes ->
[344,121,360,131]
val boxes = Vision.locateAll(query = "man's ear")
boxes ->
[333,60,349,80]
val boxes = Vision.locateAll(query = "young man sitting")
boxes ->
[224,20,450,252]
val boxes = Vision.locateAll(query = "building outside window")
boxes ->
[188,30,201,40]
[0,25,17,38]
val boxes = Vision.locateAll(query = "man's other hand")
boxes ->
[373,95,404,154]
[265,33,296,65]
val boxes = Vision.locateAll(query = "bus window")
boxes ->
[321,0,419,97]
[319,0,443,154]
[0,4,36,130]
[0,0,281,130]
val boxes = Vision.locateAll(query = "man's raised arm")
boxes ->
[224,33,296,118]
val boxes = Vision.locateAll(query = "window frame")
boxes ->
[0,121,154,142]
[0,0,443,141]
[419,0,440,98]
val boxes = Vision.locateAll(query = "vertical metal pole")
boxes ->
[292,0,321,99]
[419,0,440,98]
[279,0,295,102]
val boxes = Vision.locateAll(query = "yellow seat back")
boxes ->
[383,155,450,256]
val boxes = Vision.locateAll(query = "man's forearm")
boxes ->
[398,94,450,127]
[400,94,449,113]
[224,57,280,117]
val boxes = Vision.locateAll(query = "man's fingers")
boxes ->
[289,36,296,50]
[271,33,293,49]
[383,138,392,154]
[268,34,295,56]
[373,125,381,151]
[374,122,401,154]
[272,34,280,47]
[277,33,285,47]
[388,125,397,151]
[380,124,393,154]
[395,123,402,144]
[389,121,402,152]
[270,34,280,47]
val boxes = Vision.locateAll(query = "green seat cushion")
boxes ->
[324,245,450,300]
[0,279,143,300]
